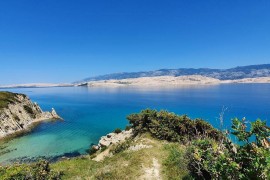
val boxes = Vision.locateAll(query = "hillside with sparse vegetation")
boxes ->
[0,92,22,109]
[0,91,61,138]
[79,64,270,82]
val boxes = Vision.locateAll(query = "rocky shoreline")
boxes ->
[0,92,62,139]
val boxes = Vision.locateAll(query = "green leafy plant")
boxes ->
[110,140,132,154]
[23,105,36,118]
[87,146,98,155]
[0,160,62,179]
[114,128,122,134]
[0,92,20,109]
[125,125,132,131]
[188,118,270,180]
[127,109,224,143]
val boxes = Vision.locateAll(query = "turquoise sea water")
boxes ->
[0,84,270,164]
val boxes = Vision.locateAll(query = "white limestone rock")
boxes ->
[0,92,62,138]
[98,129,133,147]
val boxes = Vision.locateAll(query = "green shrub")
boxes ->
[87,146,98,155]
[187,138,239,179]
[100,146,107,152]
[187,118,270,180]
[125,125,132,131]
[0,92,19,109]
[23,105,34,115]
[110,140,132,154]
[127,109,224,143]
[114,128,122,134]
[0,160,62,179]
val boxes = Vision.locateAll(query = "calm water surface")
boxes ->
[0,84,269,164]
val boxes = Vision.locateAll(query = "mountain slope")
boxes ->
[80,64,270,82]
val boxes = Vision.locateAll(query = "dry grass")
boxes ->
[51,133,190,179]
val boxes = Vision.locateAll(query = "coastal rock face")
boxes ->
[0,92,61,138]
[98,129,133,147]
[92,129,133,162]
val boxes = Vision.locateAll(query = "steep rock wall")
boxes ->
[0,92,60,137]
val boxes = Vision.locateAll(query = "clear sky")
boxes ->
[0,0,270,84]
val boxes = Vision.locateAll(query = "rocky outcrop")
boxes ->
[128,144,153,152]
[0,92,61,138]
[92,129,133,151]
[92,129,133,162]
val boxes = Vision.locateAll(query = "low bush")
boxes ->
[23,105,34,115]
[0,92,19,109]
[114,128,122,134]
[127,109,224,143]
[0,160,62,179]
[87,146,98,155]
[100,146,107,152]
[110,140,132,154]
[125,125,132,131]
[187,118,270,180]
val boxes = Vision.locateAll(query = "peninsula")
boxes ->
[0,83,73,89]
[0,92,61,138]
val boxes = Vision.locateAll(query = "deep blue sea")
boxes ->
[0,84,270,164]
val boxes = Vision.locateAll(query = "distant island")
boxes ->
[77,64,270,87]
[78,75,270,87]
[1,64,270,88]
[80,64,270,82]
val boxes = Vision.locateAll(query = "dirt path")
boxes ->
[140,158,161,180]
[93,148,111,162]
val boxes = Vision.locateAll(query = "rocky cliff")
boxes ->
[0,91,61,138]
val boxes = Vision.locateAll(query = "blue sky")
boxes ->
[0,0,270,84]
